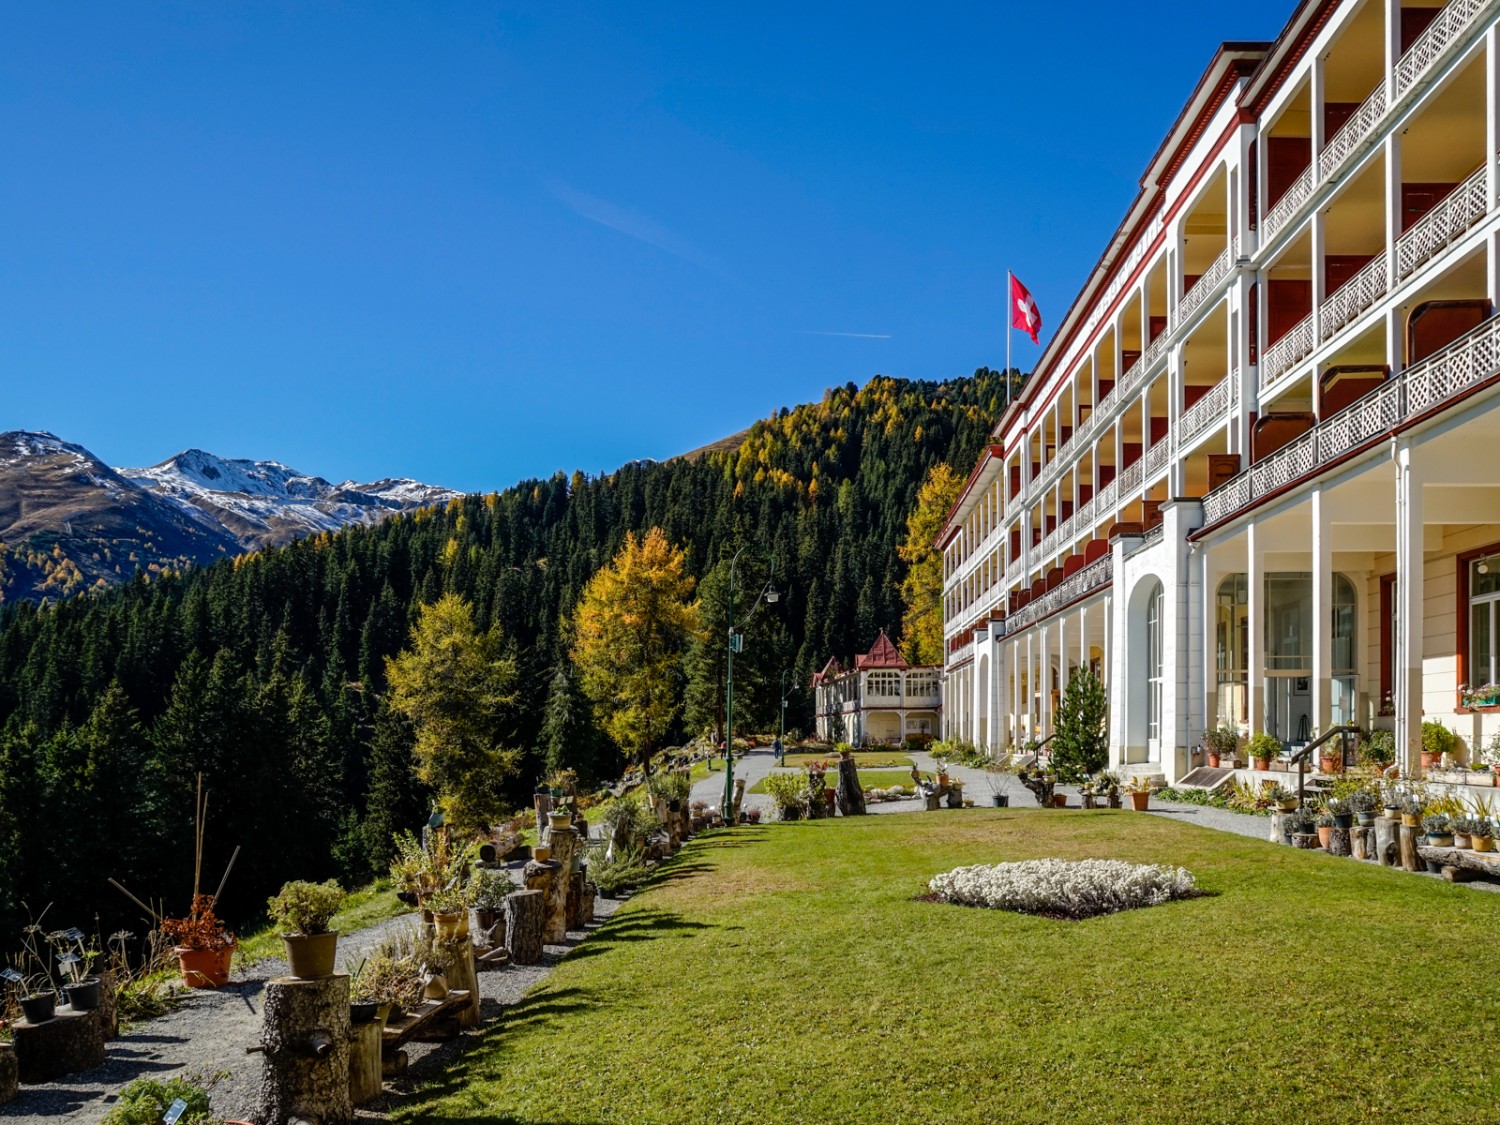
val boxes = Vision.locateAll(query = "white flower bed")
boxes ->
[927,858,1198,920]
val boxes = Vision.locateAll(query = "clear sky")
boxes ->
[3,1,1293,494]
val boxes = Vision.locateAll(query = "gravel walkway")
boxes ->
[0,863,621,1124]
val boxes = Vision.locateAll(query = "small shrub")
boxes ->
[762,773,808,819]
[590,842,650,896]
[102,1077,216,1125]
[267,879,346,935]
[926,858,1198,920]
[1421,720,1455,758]
[1246,732,1282,763]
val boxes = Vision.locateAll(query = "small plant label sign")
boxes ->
[0,967,22,984]
[162,1098,189,1124]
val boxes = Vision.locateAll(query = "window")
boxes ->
[1470,553,1500,691]
[1216,574,1249,723]
[866,671,902,700]
[1145,580,1165,747]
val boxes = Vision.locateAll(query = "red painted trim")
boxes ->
[1242,0,1342,115]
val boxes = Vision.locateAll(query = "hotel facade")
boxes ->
[940,0,1500,781]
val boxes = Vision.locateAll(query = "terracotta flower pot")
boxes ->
[1254,757,1272,771]
[1454,832,1473,849]
[432,912,465,941]
[1053,793,1067,808]
[1421,752,1438,769]
[1208,754,1221,768]
[1129,791,1149,811]
[1401,814,1421,827]
[1317,826,1333,848]
[176,942,234,989]
[282,931,339,980]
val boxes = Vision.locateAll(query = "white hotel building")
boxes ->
[940,0,1500,781]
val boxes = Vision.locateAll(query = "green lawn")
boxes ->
[746,768,930,795]
[234,880,408,967]
[781,751,913,769]
[390,811,1500,1122]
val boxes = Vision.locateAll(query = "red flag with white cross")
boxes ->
[1010,273,1042,344]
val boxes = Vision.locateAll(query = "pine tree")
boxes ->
[1050,668,1108,782]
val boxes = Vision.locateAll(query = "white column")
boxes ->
[1395,441,1426,775]
[1077,604,1088,681]
[1384,134,1402,290]
[1202,547,1218,731]
[1058,613,1071,701]
[1310,53,1327,175]
[1025,632,1035,744]
[997,644,1011,754]
[1248,522,1265,734]
[1312,487,1334,734]
[1489,24,1500,211]
[1040,624,1053,737]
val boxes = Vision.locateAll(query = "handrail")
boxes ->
[1286,724,1362,810]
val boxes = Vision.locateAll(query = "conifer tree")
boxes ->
[1050,668,1109,782]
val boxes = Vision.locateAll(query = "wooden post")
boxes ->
[348,1019,383,1106]
[1398,823,1423,872]
[581,880,597,926]
[13,1009,105,1083]
[504,888,545,966]
[1375,817,1402,867]
[1269,811,1287,844]
[1351,826,1374,860]
[565,871,586,931]
[98,968,119,1041]
[543,829,578,944]
[254,974,353,1125]
[1326,827,1352,857]
[439,937,481,1030]
[0,1044,17,1106]
[835,756,866,816]
[732,778,746,824]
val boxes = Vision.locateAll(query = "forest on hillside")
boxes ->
[0,371,1012,938]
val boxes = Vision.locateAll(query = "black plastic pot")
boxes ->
[1333,813,1354,829]
[991,794,1009,807]
[350,999,379,1023]
[63,978,101,1012]
[19,992,55,1024]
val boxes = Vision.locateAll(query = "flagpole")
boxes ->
[1005,270,1012,408]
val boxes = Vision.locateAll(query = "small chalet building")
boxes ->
[812,630,942,746]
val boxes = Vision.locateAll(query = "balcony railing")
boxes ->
[1007,556,1113,633]
[1318,80,1386,182]
[1202,314,1500,526]
[1178,373,1237,448]
[1261,313,1315,388]
[1262,166,1314,243]
[1395,162,1489,282]
[1178,246,1233,325]
[1319,251,1389,342]
[1145,437,1173,480]
[1395,0,1494,100]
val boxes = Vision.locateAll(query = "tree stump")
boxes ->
[835,757,866,816]
[0,1044,17,1105]
[439,937,481,1030]
[1375,817,1402,867]
[566,871,587,931]
[945,787,963,809]
[581,880,597,926]
[732,778,745,824]
[1018,772,1055,807]
[1326,827,1352,857]
[1398,823,1423,872]
[1269,811,1287,845]
[254,974,353,1125]
[1351,826,1374,860]
[348,1019,383,1106]
[13,1008,105,1083]
[97,969,119,1041]
[924,791,941,811]
[543,829,578,944]
[504,889,545,966]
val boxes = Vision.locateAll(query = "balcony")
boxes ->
[1007,556,1114,634]
[1394,0,1495,101]
[1178,246,1233,325]
[1263,166,1314,243]
[1318,81,1387,183]
[1202,314,1500,527]
[1261,313,1315,389]
[1395,161,1490,283]
[1319,251,1389,342]
[1179,373,1239,450]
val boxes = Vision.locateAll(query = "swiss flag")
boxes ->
[1010,274,1042,344]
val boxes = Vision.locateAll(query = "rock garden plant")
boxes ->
[925,858,1199,920]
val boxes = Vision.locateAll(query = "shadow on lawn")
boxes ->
[564,907,725,963]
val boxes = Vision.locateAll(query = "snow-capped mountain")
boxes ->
[0,431,458,601]
[122,449,461,550]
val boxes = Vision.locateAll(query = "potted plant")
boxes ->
[933,758,951,785]
[416,933,453,1001]
[1325,797,1353,830]
[1421,720,1455,770]
[1400,796,1424,828]
[49,930,102,1012]
[1452,815,1475,849]
[1265,783,1296,813]
[1422,813,1454,847]
[267,879,346,980]
[1203,724,1239,769]
[161,895,236,990]
[1472,819,1494,853]
[1288,809,1320,849]
[469,869,509,934]
[426,885,468,942]
[1348,787,1379,828]
[1124,776,1152,811]
[986,765,1012,808]
[1247,732,1281,772]
[1315,811,1335,849]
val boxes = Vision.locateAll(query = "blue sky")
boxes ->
[2,1,1292,493]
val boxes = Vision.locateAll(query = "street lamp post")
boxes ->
[724,546,778,820]
[777,669,792,765]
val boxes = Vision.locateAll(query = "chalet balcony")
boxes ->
[1318,80,1387,183]
[1394,0,1494,101]
[1395,161,1490,282]
[1261,313,1315,389]
[1319,251,1389,342]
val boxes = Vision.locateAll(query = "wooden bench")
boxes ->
[378,990,472,1077]
[1416,845,1500,882]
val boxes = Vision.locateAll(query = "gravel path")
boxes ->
[0,863,621,1124]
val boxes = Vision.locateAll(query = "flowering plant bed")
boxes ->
[924,858,1200,920]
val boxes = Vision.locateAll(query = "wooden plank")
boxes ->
[380,990,471,1052]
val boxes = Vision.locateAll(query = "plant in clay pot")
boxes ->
[1421,813,1454,847]
[1472,818,1495,853]
[267,879,346,980]
[1420,720,1455,770]
[1400,795,1425,828]
[469,869,509,934]
[1324,797,1353,830]
[1264,783,1296,813]
[1247,732,1282,771]
[46,927,103,1012]
[1202,723,1239,769]
[1348,787,1379,827]
[425,885,469,941]
[1124,776,1153,811]
[161,895,236,990]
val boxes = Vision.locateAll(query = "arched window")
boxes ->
[1145,580,1165,747]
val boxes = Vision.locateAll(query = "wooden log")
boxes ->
[835,756,866,816]
[504,888,545,966]
[580,880,597,926]
[13,1008,105,1084]
[1326,827,1352,857]
[348,1019,383,1106]
[924,792,941,811]
[565,871,586,931]
[439,937,481,1030]
[543,829,578,944]
[1398,823,1423,873]
[0,1044,17,1105]
[1351,826,1374,861]
[1375,817,1402,867]
[253,973,353,1125]
[1442,865,1477,883]
[97,968,119,1041]
[1269,811,1287,845]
